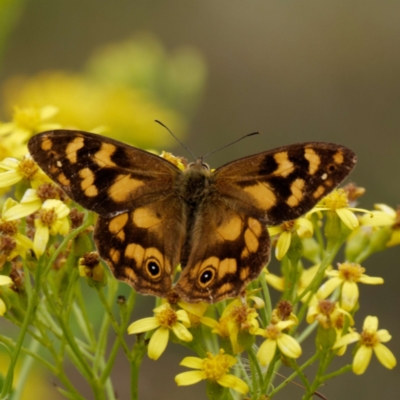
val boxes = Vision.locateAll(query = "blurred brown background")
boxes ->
[1,1,399,399]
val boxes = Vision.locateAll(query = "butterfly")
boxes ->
[28,130,356,303]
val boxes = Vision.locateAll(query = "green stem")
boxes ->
[268,353,319,397]
[320,364,352,382]
[96,287,131,358]
[130,335,147,400]
[1,257,44,398]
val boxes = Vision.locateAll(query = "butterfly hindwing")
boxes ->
[175,195,270,303]
[94,195,186,297]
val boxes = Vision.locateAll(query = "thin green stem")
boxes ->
[268,353,319,397]
[96,287,131,357]
[130,335,147,400]
[1,257,44,398]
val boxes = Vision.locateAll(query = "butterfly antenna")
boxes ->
[203,131,261,160]
[155,120,197,161]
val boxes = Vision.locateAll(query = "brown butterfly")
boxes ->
[28,130,356,303]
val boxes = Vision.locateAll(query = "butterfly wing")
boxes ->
[174,195,270,303]
[175,142,356,302]
[213,142,356,225]
[28,130,186,297]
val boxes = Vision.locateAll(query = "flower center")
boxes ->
[338,262,365,282]
[202,350,232,381]
[39,208,57,227]
[0,220,19,236]
[265,324,281,340]
[281,220,296,232]
[156,306,178,328]
[321,189,349,210]
[360,330,379,348]
[18,158,39,180]
[0,235,17,256]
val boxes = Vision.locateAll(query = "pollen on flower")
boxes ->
[281,220,296,232]
[38,208,57,227]
[0,220,19,236]
[156,306,178,327]
[17,157,39,180]
[360,329,379,348]
[274,300,293,322]
[36,183,66,201]
[338,262,365,281]
[0,235,17,256]
[320,189,349,210]
[202,350,233,381]
[265,324,281,340]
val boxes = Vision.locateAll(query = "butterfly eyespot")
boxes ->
[198,268,215,287]
[146,260,161,278]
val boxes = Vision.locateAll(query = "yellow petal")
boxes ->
[179,356,203,369]
[33,224,49,257]
[0,276,12,285]
[376,329,392,343]
[277,333,302,358]
[275,231,291,260]
[341,281,359,311]
[336,208,359,230]
[176,309,191,326]
[0,170,22,187]
[265,273,285,291]
[0,298,6,315]
[217,374,249,394]
[358,275,384,285]
[257,339,277,366]
[4,200,42,220]
[172,322,193,342]
[333,332,360,349]
[353,345,372,375]
[317,277,342,299]
[148,327,169,360]
[374,343,397,370]
[363,316,378,332]
[127,317,160,334]
[175,371,205,386]
[361,211,394,227]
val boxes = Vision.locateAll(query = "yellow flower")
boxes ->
[33,199,70,257]
[361,204,400,247]
[0,156,49,189]
[307,299,354,329]
[333,316,396,374]
[0,199,33,263]
[270,301,298,325]
[177,300,208,328]
[317,262,383,311]
[311,189,370,230]
[201,299,259,354]
[256,320,301,366]
[269,218,313,260]
[266,264,326,304]
[175,349,249,395]
[127,302,192,360]
[0,106,60,158]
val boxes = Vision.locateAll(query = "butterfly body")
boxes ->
[28,130,356,303]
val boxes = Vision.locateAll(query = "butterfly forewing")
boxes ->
[28,130,181,217]
[214,142,356,225]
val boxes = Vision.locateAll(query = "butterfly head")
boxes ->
[187,157,211,174]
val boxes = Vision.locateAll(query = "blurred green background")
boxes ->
[0,1,399,399]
